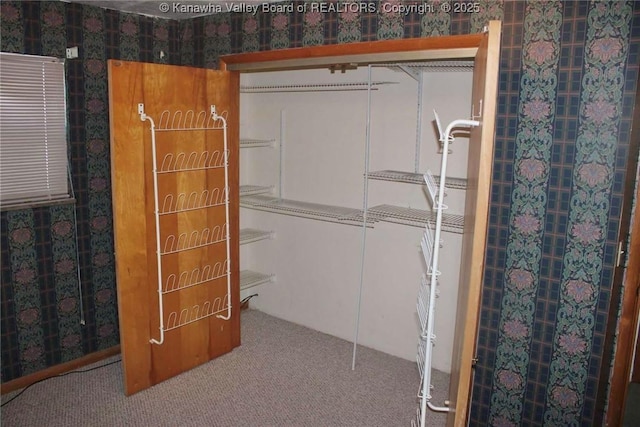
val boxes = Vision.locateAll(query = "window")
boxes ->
[0,52,70,209]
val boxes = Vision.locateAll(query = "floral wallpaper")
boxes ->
[1,1,639,426]
[473,1,639,426]
[545,2,633,423]
[487,2,564,425]
[483,0,635,424]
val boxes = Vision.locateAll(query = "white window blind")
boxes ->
[0,52,70,209]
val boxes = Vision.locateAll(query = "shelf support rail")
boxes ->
[418,116,479,425]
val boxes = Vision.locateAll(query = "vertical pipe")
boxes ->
[414,73,424,173]
[352,65,373,370]
[279,109,285,198]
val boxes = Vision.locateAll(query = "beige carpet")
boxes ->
[1,310,449,426]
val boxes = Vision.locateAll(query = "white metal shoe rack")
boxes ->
[138,104,232,345]
[413,114,479,427]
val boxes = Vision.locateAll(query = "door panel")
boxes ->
[447,21,501,426]
[108,61,240,395]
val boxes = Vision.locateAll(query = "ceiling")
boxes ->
[62,1,280,20]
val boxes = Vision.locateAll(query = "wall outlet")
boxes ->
[66,46,78,59]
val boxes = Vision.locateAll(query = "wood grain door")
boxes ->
[447,21,501,426]
[108,60,240,395]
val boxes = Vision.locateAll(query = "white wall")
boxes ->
[239,66,473,373]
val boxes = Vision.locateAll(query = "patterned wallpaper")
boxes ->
[474,2,638,425]
[1,1,639,426]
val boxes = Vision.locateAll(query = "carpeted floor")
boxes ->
[1,310,450,426]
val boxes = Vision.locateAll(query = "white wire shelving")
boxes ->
[241,196,464,232]
[240,185,274,197]
[367,169,467,190]
[241,194,375,227]
[239,229,275,293]
[368,204,464,233]
[240,270,275,290]
[240,138,275,148]
[139,104,233,346]
[240,228,274,245]
[239,132,278,294]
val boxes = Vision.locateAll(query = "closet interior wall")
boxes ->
[239,65,473,372]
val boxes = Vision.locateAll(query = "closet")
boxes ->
[224,21,501,427]
[108,21,500,426]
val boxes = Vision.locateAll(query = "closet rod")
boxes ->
[372,61,474,72]
[240,81,397,93]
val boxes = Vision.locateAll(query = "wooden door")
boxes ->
[108,60,240,395]
[447,21,501,426]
